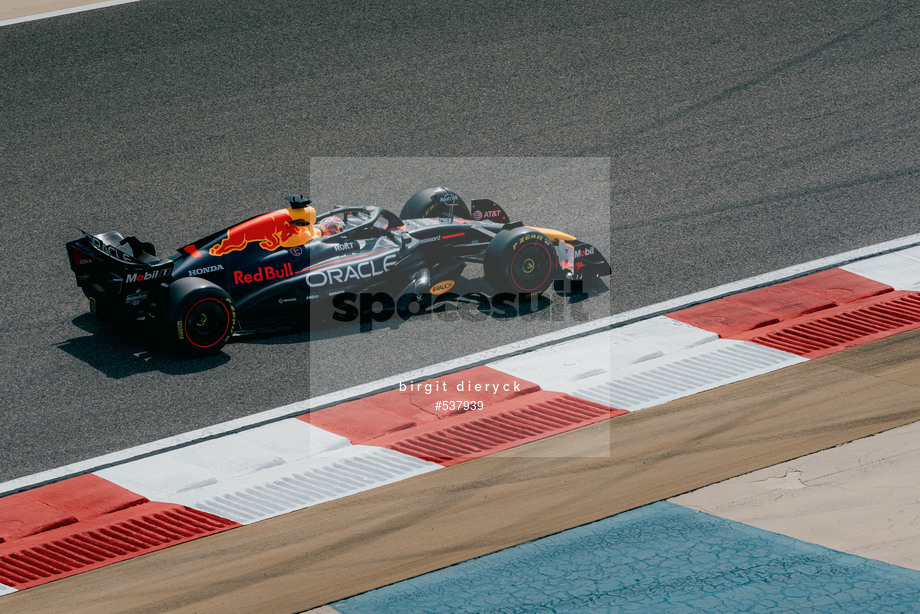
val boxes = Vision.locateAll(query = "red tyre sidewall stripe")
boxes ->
[511,242,552,293]
[183,298,232,349]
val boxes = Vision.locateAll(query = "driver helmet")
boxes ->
[316,215,345,236]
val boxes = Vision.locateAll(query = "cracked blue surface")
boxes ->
[333,501,920,613]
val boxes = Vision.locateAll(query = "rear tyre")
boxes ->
[163,277,235,356]
[401,187,471,220]
[484,227,558,296]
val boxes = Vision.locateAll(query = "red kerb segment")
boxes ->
[28,474,147,519]
[735,291,920,358]
[0,474,239,589]
[669,268,894,337]
[301,366,541,444]
[668,268,920,358]
[0,503,238,589]
[0,475,145,544]
[668,300,780,337]
[369,391,625,466]
[301,366,625,463]
[782,268,893,303]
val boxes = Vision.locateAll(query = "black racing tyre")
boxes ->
[163,277,235,356]
[484,227,558,296]
[400,187,471,220]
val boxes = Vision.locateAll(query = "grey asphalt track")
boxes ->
[1,0,919,482]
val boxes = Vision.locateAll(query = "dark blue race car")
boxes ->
[67,188,611,355]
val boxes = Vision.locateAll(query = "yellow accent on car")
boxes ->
[430,280,455,295]
[281,206,322,248]
[526,226,577,243]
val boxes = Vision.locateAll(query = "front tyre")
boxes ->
[163,277,235,356]
[484,227,558,296]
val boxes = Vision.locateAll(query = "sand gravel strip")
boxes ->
[3,330,919,613]
[673,355,920,570]
[0,1,85,21]
[674,420,920,570]
[0,0,139,23]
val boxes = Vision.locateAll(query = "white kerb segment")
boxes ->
[841,246,920,291]
[97,419,440,524]
[490,316,723,407]
[489,317,716,389]
[598,341,806,411]
[97,420,352,498]
[161,446,440,524]
[490,317,805,411]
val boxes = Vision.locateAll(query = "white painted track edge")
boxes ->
[3,232,919,497]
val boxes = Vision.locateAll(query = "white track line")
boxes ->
[0,0,143,27]
[2,231,919,497]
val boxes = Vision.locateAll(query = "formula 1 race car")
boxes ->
[67,187,611,355]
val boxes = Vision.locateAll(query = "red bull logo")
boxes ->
[233,263,295,285]
[210,210,300,256]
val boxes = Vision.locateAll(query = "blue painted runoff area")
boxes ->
[333,501,920,613]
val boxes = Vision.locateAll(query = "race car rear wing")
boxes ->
[67,231,174,297]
